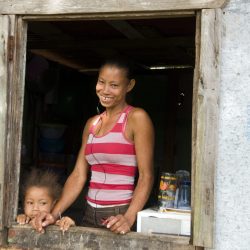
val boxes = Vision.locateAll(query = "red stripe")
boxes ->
[86,196,131,205]
[89,182,134,190]
[85,143,135,155]
[91,164,137,177]
[110,123,123,132]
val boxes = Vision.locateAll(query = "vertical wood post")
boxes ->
[0,15,11,237]
[191,8,221,248]
[0,15,27,229]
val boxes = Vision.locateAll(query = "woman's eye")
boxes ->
[98,79,104,84]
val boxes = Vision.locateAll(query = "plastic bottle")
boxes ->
[177,180,191,210]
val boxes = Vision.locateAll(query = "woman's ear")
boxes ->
[127,79,136,93]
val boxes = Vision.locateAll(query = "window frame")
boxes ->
[0,2,222,248]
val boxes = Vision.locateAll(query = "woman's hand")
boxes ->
[16,214,31,225]
[29,211,56,233]
[103,214,133,235]
[55,216,75,233]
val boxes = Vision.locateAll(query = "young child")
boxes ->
[17,168,75,232]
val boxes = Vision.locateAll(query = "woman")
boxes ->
[33,58,154,235]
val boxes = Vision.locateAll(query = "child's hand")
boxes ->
[16,214,31,225]
[55,216,75,233]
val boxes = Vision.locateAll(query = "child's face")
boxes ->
[24,186,55,219]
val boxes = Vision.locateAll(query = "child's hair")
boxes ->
[21,168,62,201]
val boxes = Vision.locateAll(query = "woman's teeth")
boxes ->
[103,96,110,101]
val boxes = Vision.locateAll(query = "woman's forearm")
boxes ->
[124,172,154,226]
[52,172,86,219]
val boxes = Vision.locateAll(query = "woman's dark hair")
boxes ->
[21,168,62,201]
[100,57,135,80]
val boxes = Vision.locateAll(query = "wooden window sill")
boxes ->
[8,224,194,249]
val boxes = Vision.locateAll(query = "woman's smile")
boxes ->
[100,95,113,102]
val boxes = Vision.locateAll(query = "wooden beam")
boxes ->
[29,22,120,70]
[28,21,72,40]
[30,49,86,71]
[8,225,195,250]
[27,37,194,50]
[191,8,221,248]
[0,14,9,232]
[106,20,145,39]
[23,11,195,21]
[0,0,227,15]
[3,15,27,227]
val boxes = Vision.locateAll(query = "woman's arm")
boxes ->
[107,108,154,234]
[32,117,94,232]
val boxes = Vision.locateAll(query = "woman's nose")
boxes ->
[102,84,110,93]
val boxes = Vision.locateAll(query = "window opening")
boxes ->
[20,17,195,233]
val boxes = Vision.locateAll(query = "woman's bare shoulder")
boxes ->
[129,107,151,121]
[86,115,99,126]
[82,114,100,136]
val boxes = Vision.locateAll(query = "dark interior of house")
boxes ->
[20,16,196,223]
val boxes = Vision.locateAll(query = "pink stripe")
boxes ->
[87,188,133,201]
[86,153,137,166]
[91,171,134,184]
[85,143,135,155]
[91,164,137,176]
[117,113,126,123]
[86,196,131,205]
[89,182,134,190]
[87,132,132,144]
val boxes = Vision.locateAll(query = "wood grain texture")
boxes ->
[0,15,10,231]
[0,0,226,14]
[23,11,195,21]
[8,225,195,250]
[191,8,221,248]
[3,16,27,227]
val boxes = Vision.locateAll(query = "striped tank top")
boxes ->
[85,105,137,207]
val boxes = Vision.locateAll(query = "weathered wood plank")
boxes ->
[3,16,27,227]
[0,0,226,15]
[0,15,10,232]
[23,11,195,21]
[191,10,201,248]
[8,225,194,250]
[191,9,221,248]
[0,229,7,246]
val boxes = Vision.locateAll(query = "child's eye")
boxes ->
[98,79,104,84]
[40,202,47,206]
[26,201,33,205]
[111,84,118,88]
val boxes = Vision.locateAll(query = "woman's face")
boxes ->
[24,186,55,219]
[96,65,134,109]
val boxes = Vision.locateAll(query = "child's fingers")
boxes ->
[55,219,60,226]
[17,214,28,225]
[67,217,75,226]
[25,216,31,224]
[60,218,69,233]
[57,217,75,233]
